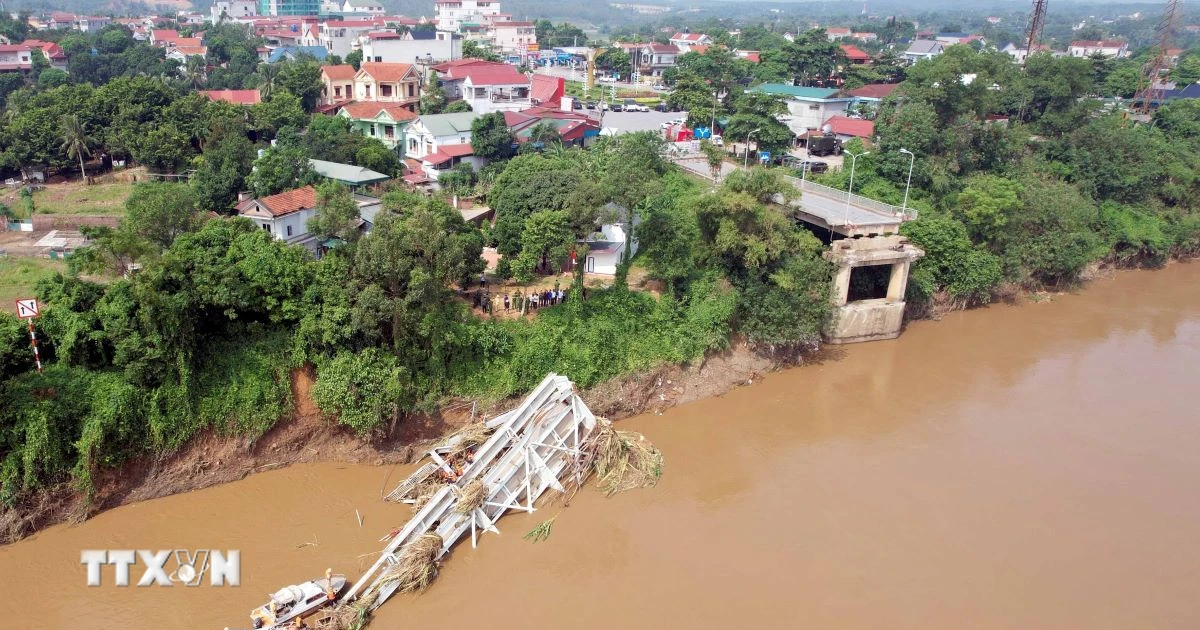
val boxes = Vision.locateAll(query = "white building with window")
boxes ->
[748,84,854,136]
[210,0,257,23]
[489,20,535,53]
[404,112,486,179]
[359,29,461,64]
[235,186,322,251]
[432,59,531,114]
[1068,39,1128,58]
[434,0,502,32]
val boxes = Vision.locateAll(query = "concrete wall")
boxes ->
[30,215,120,231]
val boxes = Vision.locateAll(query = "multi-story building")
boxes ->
[355,62,422,108]
[320,64,357,105]
[211,0,259,23]
[0,45,33,74]
[236,186,322,251]
[404,112,484,179]
[434,0,502,32]
[258,0,322,17]
[338,102,417,150]
[748,84,855,136]
[635,43,678,77]
[341,0,386,15]
[668,32,710,53]
[488,20,535,53]
[360,29,461,65]
[431,59,530,114]
[318,19,377,56]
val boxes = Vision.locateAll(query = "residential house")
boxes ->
[749,84,854,136]
[21,40,67,71]
[433,59,530,114]
[338,102,417,150]
[1001,42,1050,64]
[268,45,330,62]
[668,32,711,53]
[489,20,536,53]
[636,43,679,77]
[822,115,874,142]
[529,74,565,107]
[320,64,357,106]
[168,44,208,63]
[904,40,944,64]
[200,89,263,105]
[435,0,502,32]
[503,107,599,148]
[308,158,390,190]
[824,27,851,40]
[151,29,181,46]
[580,213,638,275]
[359,29,461,64]
[341,0,386,15]
[76,16,111,32]
[403,112,485,179]
[235,186,322,251]
[355,62,421,108]
[734,50,760,63]
[935,32,982,46]
[1068,40,1128,58]
[0,45,33,73]
[840,44,871,64]
[211,0,258,23]
[851,32,878,42]
[48,13,77,29]
[847,82,899,103]
[318,20,377,57]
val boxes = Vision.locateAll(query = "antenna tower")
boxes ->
[1134,0,1183,115]
[1024,0,1049,65]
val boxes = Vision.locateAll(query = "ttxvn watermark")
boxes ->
[81,550,240,586]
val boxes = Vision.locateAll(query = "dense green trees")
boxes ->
[471,112,517,162]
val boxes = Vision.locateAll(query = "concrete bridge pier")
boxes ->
[823,235,925,344]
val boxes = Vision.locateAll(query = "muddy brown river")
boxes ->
[4,264,1200,630]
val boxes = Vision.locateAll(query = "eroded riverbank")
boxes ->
[4,262,1200,629]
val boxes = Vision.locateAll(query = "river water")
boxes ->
[4,264,1200,630]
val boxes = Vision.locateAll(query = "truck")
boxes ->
[808,135,843,157]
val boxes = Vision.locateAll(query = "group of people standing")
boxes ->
[471,276,570,316]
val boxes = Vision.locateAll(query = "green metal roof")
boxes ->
[416,112,482,137]
[750,84,842,100]
[308,159,390,185]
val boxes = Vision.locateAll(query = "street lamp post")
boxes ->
[710,90,718,132]
[744,128,761,168]
[899,148,915,215]
[843,150,869,229]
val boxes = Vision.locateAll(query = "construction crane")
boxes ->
[1023,0,1049,66]
[1133,0,1184,115]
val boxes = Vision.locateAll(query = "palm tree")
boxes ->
[258,63,278,100]
[59,114,93,181]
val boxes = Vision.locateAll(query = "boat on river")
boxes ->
[248,570,345,629]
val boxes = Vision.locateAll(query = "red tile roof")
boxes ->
[671,32,705,42]
[431,58,495,73]
[690,44,709,54]
[439,143,474,157]
[824,115,874,139]
[840,44,871,62]
[644,43,678,54]
[22,40,66,60]
[847,83,898,99]
[1070,40,1125,48]
[422,151,452,165]
[248,186,319,217]
[358,62,415,83]
[339,102,417,121]
[173,37,204,47]
[173,45,208,57]
[322,64,357,81]
[530,74,563,105]
[201,89,262,105]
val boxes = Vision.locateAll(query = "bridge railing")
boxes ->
[781,175,918,221]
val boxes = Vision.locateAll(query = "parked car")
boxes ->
[652,83,667,91]
[796,160,829,174]
[609,102,624,112]
[585,101,597,110]
[571,99,583,110]
[654,102,670,112]
[709,135,724,147]
[599,76,617,83]
[623,99,648,112]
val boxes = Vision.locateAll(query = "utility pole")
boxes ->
[1134,0,1183,115]
[1023,0,1048,66]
